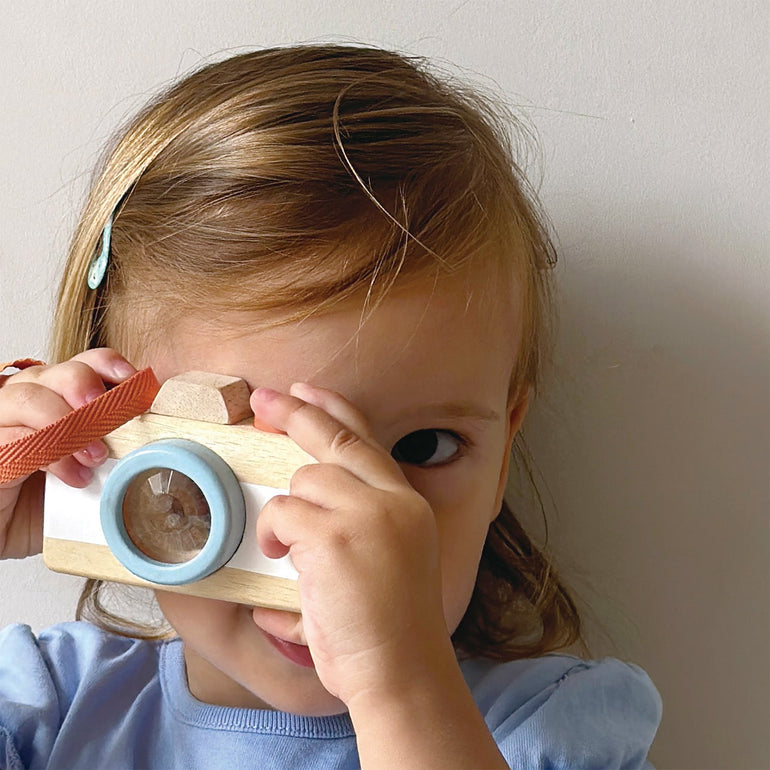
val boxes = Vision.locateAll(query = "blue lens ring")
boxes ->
[100,439,245,585]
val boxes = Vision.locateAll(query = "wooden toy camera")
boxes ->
[43,372,312,612]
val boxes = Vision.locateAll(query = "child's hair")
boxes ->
[51,44,583,659]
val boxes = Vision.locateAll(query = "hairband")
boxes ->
[87,212,113,290]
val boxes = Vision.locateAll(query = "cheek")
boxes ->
[419,458,508,632]
[440,534,487,635]
[412,460,505,535]
[434,493,500,633]
[155,591,238,640]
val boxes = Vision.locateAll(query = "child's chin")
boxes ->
[261,685,348,717]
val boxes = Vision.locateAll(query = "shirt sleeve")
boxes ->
[470,656,662,770]
[0,624,62,770]
[0,622,163,770]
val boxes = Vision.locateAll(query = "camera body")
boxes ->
[43,372,312,612]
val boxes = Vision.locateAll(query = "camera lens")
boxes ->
[122,468,211,563]
[101,438,246,585]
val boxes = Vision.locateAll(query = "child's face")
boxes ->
[143,271,528,715]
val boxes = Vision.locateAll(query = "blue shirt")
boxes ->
[0,622,661,769]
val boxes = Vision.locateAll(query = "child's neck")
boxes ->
[182,646,274,710]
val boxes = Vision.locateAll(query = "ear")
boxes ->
[491,386,531,520]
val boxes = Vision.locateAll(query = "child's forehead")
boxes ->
[114,256,525,387]
[183,266,518,339]
[136,269,522,391]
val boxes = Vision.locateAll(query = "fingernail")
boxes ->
[253,387,279,402]
[290,382,324,406]
[82,441,107,462]
[289,382,313,397]
[82,389,103,405]
[112,361,135,379]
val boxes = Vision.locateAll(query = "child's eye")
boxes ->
[390,429,463,467]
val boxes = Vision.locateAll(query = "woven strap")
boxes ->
[0,362,160,484]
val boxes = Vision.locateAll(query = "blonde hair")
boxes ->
[54,44,582,658]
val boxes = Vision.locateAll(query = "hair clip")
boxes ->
[87,213,113,290]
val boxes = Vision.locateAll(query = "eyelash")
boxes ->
[390,429,468,468]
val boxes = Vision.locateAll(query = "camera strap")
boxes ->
[0,362,160,484]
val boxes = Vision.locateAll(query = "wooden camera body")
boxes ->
[43,372,312,612]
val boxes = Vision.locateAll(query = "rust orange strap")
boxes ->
[0,361,160,484]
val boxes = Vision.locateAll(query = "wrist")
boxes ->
[345,632,460,717]
[346,642,507,770]
[335,605,458,706]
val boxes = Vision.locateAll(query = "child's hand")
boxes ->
[0,348,136,559]
[251,383,449,708]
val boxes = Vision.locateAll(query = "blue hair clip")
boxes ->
[87,213,113,290]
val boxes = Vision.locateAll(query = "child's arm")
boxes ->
[346,651,508,770]
[0,349,136,559]
[252,384,508,769]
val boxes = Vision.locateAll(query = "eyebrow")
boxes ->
[396,402,501,424]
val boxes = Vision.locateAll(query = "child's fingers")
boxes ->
[0,425,96,490]
[288,383,375,442]
[0,382,77,430]
[256,494,297,559]
[44,454,97,488]
[6,362,106,411]
[74,440,109,467]
[70,347,136,384]
[250,383,376,445]
[0,381,110,487]
[288,462,368,510]
[257,493,336,569]
[39,441,108,490]
[6,349,135,412]
[251,386,401,489]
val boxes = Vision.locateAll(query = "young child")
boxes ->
[0,45,661,768]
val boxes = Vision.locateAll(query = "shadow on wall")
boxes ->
[506,216,769,770]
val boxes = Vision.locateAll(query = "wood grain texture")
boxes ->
[104,413,314,488]
[150,371,252,424]
[43,538,301,612]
